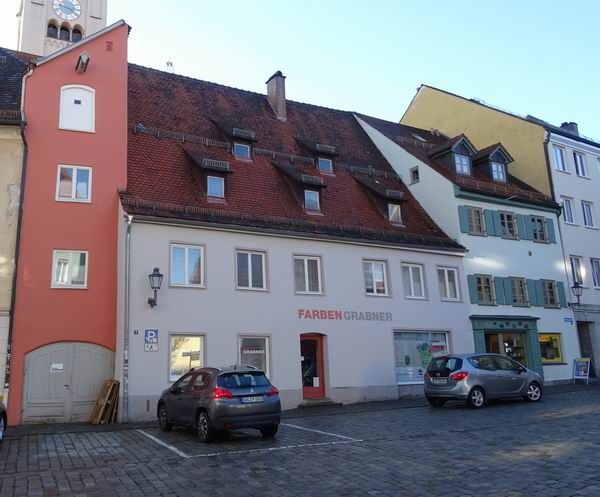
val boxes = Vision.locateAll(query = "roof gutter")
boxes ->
[122,214,133,422]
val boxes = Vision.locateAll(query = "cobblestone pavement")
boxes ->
[1,388,600,496]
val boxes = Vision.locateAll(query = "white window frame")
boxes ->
[467,207,485,235]
[591,258,600,288]
[168,333,205,382]
[476,274,495,304]
[454,154,471,175]
[388,203,402,224]
[542,280,559,308]
[55,164,92,202]
[561,196,575,224]
[236,249,267,291]
[238,335,271,378]
[553,146,566,172]
[491,162,507,182]
[499,211,518,239]
[510,277,529,306]
[233,142,251,159]
[293,255,323,295]
[437,266,460,302]
[363,259,389,296]
[582,201,595,228]
[58,84,95,133]
[170,243,205,288]
[573,151,587,177]
[570,255,584,285]
[402,263,426,299]
[304,190,320,211]
[207,175,225,198]
[51,249,89,289]
[317,157,333,173]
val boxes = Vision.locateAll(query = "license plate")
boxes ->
[432,378,447,385]
[241,395,264,403]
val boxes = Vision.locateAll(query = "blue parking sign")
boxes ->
[144,329,159,352]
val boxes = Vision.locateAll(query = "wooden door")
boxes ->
[300,334,325,399]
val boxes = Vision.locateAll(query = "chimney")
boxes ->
[266,71,287,121]
[560,122,579,136]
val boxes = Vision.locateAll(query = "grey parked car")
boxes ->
[157,366,281,442]
[0,401,6,444]
[424,353,543,409]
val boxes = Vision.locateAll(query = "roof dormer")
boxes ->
[472,143,514,183]
[428,134,477,176]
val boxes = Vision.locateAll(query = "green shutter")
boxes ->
[493,277,505,305]
[516,214,529,240]
[546,218,557,243]
[493,211,502,237]
[484,209,497,236]
[458,206,470,233]
[556,281,568,307]
[535,280,545,306]
[503,277,514,305]
[526,216,536,240]
[527,279,539,306]
[467,275,479,304]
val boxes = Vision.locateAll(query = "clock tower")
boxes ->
[17,0,108,56]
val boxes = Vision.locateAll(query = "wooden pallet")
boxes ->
[90,379,119,425]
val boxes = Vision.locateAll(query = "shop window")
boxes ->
[56,165,91,202]
[388,203,402,224]
[317,157,333,173]
[294,255,322,294]
[207,176,225,198]
[467,207,485,235]
[510,277,529,306]
[539,334,564,364]
[542,280,559,307]
[169,335,204,381]
[401,263,425,299]
[591,258,600,288]
[59,85,95,132]
[437,267,459,301]
[239,336,270,377]
[499,211,517,239]
[233,142,251,159]
[475,274,495,304]
[52,250,88,288]
[236,250,267,290]
[170,244,204,287]
[363,260,388,296]
[304,190,320,211]
[393,331,448,384]
[531,216,548,242]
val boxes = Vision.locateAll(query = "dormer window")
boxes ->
[388,203,402,223]
[207,176,225,198]
[233,143,251,159]
[317,157,333,173]
[304,190,320,211]
[491,162,507,182]
[454,154,471,175]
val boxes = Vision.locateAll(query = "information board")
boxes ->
[573,358,591,384]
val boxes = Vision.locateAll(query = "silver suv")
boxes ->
[157,366,281,442]
[424,353,543,409]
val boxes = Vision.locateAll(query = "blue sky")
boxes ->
[3,1,600,138]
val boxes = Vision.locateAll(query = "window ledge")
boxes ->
[563,222,578,226]
[305,210,324,216]
[441,298,461,303]
[405,296,428,301]
[556,169,570,174]
[584,226,599,230]
[543,362,567,366]
[365,293,392,298]
[236,287,269,293]
[56,197,91,204]
[295,291,325,296]
[58,126,95,134]
[207,197,227,204]
[576,175,591,180]
[50,285,88,290]
[169,284,206,289]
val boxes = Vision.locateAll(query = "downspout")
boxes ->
[122,214,133,422]
[3,67,34,403]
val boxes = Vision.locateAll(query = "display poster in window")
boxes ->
[394,332,448,384]
[573,358,591,384]
[240,337,267,373]
[144,329,159,352]
[170,336,202,381]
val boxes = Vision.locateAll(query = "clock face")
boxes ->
[52,0,82,21]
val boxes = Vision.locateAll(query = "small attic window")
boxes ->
[207,176,225,198]
[491,162,507,182]
[454,154,471,175]
[388,203,402,224]
[233,143,251,159]
[410,167,419,184]
[304,190,320,211]
[317,157,333,173]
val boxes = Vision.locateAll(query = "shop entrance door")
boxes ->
[485,332,528,366]
[577,322,596,378]
[300,334,325,399]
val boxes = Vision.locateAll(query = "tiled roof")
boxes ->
[123,64,464,251]
[357,113,558,209]
[0,47,34,122]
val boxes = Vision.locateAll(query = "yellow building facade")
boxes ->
[400,85,551,196]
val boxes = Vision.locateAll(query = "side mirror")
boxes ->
[517,366,527,374]
[170,385,181,394]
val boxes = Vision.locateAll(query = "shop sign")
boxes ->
[573,358,591,384]
[144,329,159,352]
[298,309,393,322]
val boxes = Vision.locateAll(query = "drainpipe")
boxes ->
[3,67,34,405]
[122,214,133,422]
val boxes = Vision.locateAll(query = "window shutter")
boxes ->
[546,218,557,243]
[535,280,545,306]
[467,275,479,304]
[458,206,469,233]
[494,277,506,305]
[484,209,497,236]
[526,216,536,240]
[526,279,539,306]
[556,281,568,308]
[516,214,530,240]
[493,211,502,236]
[503,278,514,305]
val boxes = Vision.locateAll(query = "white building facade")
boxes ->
[358,116,580,383]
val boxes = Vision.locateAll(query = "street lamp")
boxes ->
[147,267,163,307]
[570,281,583,307]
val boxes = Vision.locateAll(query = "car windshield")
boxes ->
[218,372,270,389]
[427,357,463,377]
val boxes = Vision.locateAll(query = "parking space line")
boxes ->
[136,429,190,459]
[187,439,359,458]
[281,423,361,441]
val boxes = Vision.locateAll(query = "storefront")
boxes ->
[393,331,449,384]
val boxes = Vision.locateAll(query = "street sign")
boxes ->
[144,329,159,352]
[573,358,591,384]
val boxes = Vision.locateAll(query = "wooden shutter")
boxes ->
[516,214,530,240]
[458,206,470,233]
[493,277,506,305]
[556,281,568,307]
[526,279,540,306]
[484,209,497,236]
[503,278,514,305]
[546,218,557,243]
[467,275,479,304]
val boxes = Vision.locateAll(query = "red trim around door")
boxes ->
[300,334,325,399]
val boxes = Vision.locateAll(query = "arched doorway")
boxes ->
[300,334,326,399]
[23,342,114,423]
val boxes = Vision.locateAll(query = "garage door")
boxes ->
[23,342,114,423]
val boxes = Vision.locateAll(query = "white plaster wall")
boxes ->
[122,220,472,420]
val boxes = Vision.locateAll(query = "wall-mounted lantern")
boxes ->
[570,281,583,307]
[147,267,163,308]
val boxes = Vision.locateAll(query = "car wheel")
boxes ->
[260,424,278,438]
[524,382,543,402]
[196,411,214,443]
[466,387,486,409]
[427,397,446,408]
[0,415,5,444]
[157,404,173,432]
